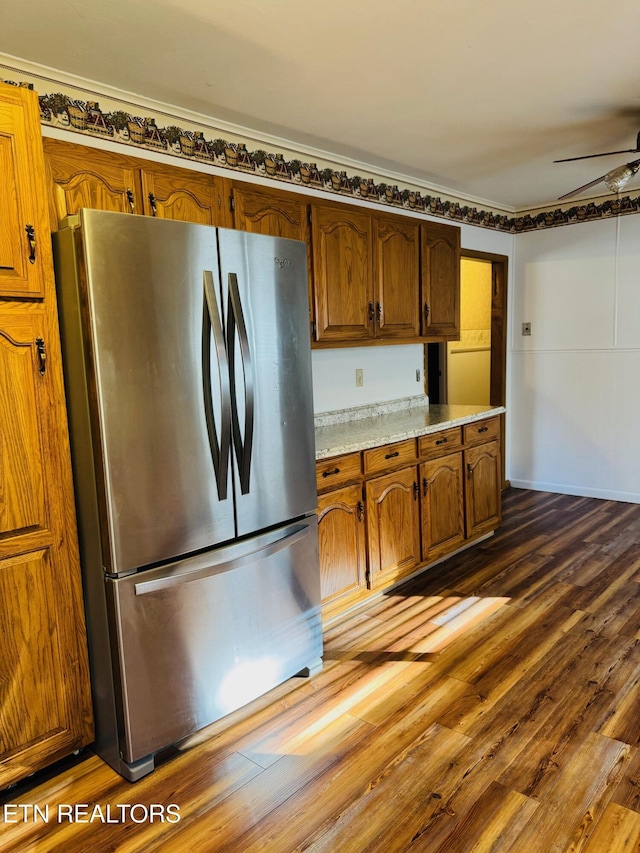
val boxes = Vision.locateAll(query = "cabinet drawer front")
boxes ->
[316,452,362,491]
[363,439,417,475]
[463,416,500,446]
[419,426,462,458]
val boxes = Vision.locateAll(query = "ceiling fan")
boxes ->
[556,131,640,201]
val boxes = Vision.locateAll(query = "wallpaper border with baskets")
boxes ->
[3,70,640,234]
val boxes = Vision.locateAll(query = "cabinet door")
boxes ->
[365,466,420,586]
[421,221,460,338]
[233,184,309,241]
[373,213,420,338]
[317,484,367,609]
[44,138,142,225]
[0,85,47,297]
[0,312,93,786]
[464,440,501,538]
[140,162,233,226]
[311,203,373,342]
[420,453,465,563]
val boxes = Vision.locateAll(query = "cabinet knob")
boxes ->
[467,463,473,479]
[25,224,36,264]
[35,337,46,375]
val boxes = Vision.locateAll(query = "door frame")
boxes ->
[459,249,509,487]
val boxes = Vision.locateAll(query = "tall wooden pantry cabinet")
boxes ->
[0,81,93,788]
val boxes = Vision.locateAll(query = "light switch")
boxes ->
[355,368,364,387]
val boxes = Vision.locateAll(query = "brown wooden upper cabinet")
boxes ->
[139,162,232,226]
[421,220,461,338]
[0,86,50,297]
[43,138,232,228]
[232,183,309,241]
[311,202,373,343]
[44,138,143,225]
[311,201,454,345]
[373,213,420,339]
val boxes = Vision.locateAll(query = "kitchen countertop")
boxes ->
[314,398,505,460]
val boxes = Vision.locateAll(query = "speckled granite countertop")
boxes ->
[314,397,505,460]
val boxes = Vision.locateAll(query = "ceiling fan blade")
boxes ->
[554,148,639,163]
[557,173,610,201]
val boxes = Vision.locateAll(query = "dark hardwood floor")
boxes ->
[3,488,640,852]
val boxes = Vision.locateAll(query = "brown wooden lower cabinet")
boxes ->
[420,452,465,563]
[316,416,502,619]
[317,484,367,618]
[365,466,421,588]
[464,440,502,538]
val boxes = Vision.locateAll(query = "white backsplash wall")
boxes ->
[312,345,425,413]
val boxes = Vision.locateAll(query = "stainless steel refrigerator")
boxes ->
[53,208,322,781]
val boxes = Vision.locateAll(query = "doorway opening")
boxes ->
[426,249,508,481]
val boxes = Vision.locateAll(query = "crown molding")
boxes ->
[3,53,639,234]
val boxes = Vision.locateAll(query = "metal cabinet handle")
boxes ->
[126,188,135,213]
[467,463,473,479]
[478,426,489,433]
[413,482,419,500]
[357,500,364,522]
[322,467,340,478]
[35,337,46,374]
[368,302,375,322]
[423,477,428,496]
[385,450,400,460]
[424,303,430,320]
[25,224,36,264]
[435,437,448,445]
[148,192,157,216]
[375,302,382,325]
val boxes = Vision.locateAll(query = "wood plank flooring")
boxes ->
[3,488,640,852]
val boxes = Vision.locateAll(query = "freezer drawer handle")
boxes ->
[134,525,311,595]
[228,272,254,495]
[202,270,232,500]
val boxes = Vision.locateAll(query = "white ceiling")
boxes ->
[3,0,640,211]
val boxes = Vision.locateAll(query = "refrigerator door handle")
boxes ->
[134,524,311,595]
[227,272,254,495]
[202,270,231,500]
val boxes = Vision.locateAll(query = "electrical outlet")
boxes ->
[522,322,532,336]
[355,368,364,387]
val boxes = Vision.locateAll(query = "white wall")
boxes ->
[508,214,640,502]
[312,345,425,412]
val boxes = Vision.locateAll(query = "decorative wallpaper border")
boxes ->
[3,69,640,234]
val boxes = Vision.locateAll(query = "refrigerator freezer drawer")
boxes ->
[108,517,322,764]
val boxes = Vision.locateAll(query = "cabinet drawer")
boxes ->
[463,416,500,446]
[316,452,362,491]
[363,439,417,475]
[419,426,462,458]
